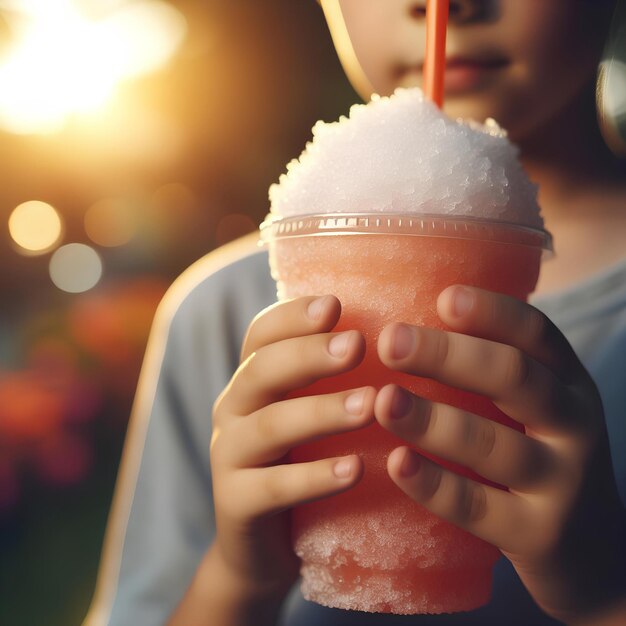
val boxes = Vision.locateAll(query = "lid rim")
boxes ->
[259,212,553,253]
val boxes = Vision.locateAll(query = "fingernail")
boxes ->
[333,457,354,479]
[390,387,412,420]
[345,389,366,415]
[392,324,415,360]
[307,296,327,320]
[329,332,351,358]
[400,450,421,477]
[453,287,474,318]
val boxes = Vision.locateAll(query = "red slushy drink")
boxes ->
[261,89,551,615]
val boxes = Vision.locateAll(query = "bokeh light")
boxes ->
[49,243,103,293]
[84,197,137,247]
[8,200,63,254]
[0,0,187,134]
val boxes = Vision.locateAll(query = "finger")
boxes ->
[387,447,530,554]
[235,455,363,518]
[228,387,376,467]
[224,330,366,416]
[378,323,580,433]
[437,286,582,383]
[376,385,555,492]
[241,295,341,362]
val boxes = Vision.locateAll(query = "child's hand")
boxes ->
[210,295,375,599]
[375,285,626,625]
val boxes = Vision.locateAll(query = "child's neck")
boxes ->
[519,86,626,297]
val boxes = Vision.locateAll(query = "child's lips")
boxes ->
[403,56,510,94]
[444,56,510,92]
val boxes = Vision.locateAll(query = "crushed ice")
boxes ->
[269,88,542,230]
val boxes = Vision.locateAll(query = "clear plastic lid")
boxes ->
[260,212,553,254]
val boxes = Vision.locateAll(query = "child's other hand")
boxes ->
[210,295,375,599]
[376,286,626,625]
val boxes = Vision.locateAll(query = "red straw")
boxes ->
[424,0,450,108]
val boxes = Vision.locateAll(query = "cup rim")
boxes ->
[259,212,553,254]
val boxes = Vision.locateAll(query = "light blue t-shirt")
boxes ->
[83,235,626,626]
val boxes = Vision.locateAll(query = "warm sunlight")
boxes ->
[0,0,187,134]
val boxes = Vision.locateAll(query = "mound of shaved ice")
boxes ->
[269,88,543,230]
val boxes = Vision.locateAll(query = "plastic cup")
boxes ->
[259,212,552,615]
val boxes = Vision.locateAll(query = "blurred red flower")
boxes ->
[0,275,168,511]
[69,277,167,397]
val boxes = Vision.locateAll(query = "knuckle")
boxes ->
[444,407,497,462]
[311,394,329,427]
[436,332,452,370]
[238,349,261,386]
[430,470,488,526]
[293,335,316,367]
[501,348,532,393]
[454,480,488,524]
[430,330,452,373]
[291,395,336,439]
[441,406,464,447]
[323,394,346,430]
[210,421,237,466]
[420,462,444,503]
[465,482,488,523]
[263,470,285,506]
[214,483,235,518]
[255,410,277,442]
[466,416,497,461]
[306,465,324,494]
[415,398,435,436]
[293,464,323,501]
[214,358,260,420]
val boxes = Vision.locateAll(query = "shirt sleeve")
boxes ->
[83,237,276,626]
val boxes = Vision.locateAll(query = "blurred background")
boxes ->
[0,1,357,624]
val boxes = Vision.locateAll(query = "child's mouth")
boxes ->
[444,56,510,92]
[401,56,510,94]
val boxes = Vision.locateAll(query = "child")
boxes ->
[84,1,626,625]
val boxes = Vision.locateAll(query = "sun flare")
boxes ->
[0,0,187,134]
